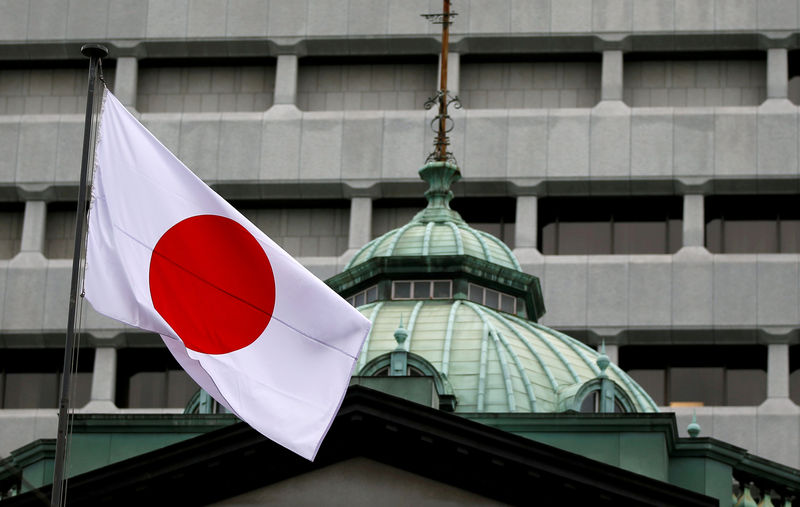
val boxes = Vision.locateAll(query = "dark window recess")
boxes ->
[789,346,800,404]
[116,348,197,408]
[619,345,767,407]
[451,197,516,248]
[0,348,93,409]
[705,195,800,253]
[539,196,682,255]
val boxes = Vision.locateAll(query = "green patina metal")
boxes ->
[355,299,655,414]
[344,162,518,273]
[333,155,661,416]
[464,301,537,411]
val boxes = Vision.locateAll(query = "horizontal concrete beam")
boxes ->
[1,0,799,50]
[0,253,797,342]
[5,104,800,195]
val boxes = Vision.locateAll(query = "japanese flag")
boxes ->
[84,90,371,460]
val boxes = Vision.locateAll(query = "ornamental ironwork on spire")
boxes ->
[422,0,462,165]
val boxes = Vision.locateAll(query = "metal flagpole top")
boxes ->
[80,43,109,59]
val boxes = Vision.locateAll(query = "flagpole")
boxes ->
[51,42,108,507]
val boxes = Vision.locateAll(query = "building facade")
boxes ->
[1,0,800,477]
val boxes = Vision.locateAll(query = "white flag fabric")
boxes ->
[84,90,371,460]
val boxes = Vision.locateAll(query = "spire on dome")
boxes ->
[422,0,461,165]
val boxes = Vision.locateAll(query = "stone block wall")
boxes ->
[0,208,23,259]
[297,62,437,111]
[45,207,75,259]
[460,61,601,108]
[0,67,115,115]
[137,64,275,113]
[240,206,349,257]
[624,59,766,107]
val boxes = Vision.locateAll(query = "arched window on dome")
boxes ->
[358,351,457,412]
[371,364,426,377]
[570,379,637,414]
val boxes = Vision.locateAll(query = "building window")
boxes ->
[789,346,800,405]
[136,58,276,113]
[0,203,23,259]
[578,391,627,413]
[623,52,766,107]
[297,56,437,112]
[46,202,79,259]
[619,345,767,407]
[392,280,452,300]
[346,285,379,307]
[0,348,92,409]
[460,54,601,109]
[236,199,350,257]
[0,61,115,115]
[706,195,800,253]
[468,283,517,314]
[116,348,197,408]
[372,365,425,377]
[451,197,516,248]
[539,196,682,255]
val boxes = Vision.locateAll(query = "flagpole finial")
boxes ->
[81,43,109,59]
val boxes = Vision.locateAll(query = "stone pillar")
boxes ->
[348,197,372,250]
[682,194,704,247]
[20,201,46,254]
[274,54,298,106]
[601,50,623,101]
[514,195,538,250]
[439,51,460,96]
[767,48,788,99]
[113,57,138,107]
[767,343,790,399]
[86,347,117,410]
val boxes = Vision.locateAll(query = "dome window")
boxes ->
[392,280,452,300]
[468,283,517,314]
[346,285,378,307]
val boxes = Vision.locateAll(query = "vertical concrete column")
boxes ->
[514,195,538,250]
[274,54,299,106]
[601,50,623,101]
[113,57,138,107]
[88,347,117,408]
[348,197,372,250]
[767,48,788,99]
[20,201,46,254]
[767,343,790,398]
[682,194,705,247]
[439,52,460,96]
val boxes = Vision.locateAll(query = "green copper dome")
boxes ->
[354,300,659,413]
[346,162,520,271]
[327,158,659,415]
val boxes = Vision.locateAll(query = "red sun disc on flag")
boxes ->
[149,215,276,355]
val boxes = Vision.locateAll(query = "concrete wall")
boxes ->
[240,206,349,257]
[137,64,275,113]
[0,68,115,115]
[0,209,22,259]
[461,61,600,108]
[624,59,766,107]
[3,104,800,189]
[297,62,436,111]
[44,207,74,259]
[0,1,797,43]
